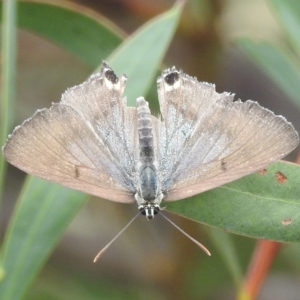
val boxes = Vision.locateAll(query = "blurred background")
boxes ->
[1,0,300,299]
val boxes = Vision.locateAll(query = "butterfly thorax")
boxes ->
[135,97,163,219]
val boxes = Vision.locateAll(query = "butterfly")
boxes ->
[3,62,299,259]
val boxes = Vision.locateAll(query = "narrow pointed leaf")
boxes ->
[269,0,300,57]
[209,228,243,287]
[237,38,300,109]
[107,0,184,104]
[0,178,85,300]
[0,1,124,68]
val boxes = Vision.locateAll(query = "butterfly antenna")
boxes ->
[160,212,211,256]
[93,211,140,262]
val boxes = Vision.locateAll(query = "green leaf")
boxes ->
[12,1,124,68]
[0,178,86,300]
[0,0,17,203]
[269,0,300,56]
[0,0,18,286]
[208,228,243,287]
[237,38,300,109]
[167,161,300,243]
[106,0,184,104]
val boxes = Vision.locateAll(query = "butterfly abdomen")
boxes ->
[136,97,158,201]
[137,97,155,163]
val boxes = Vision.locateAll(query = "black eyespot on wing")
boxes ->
[164,71,179,85]
[105,70,118,84]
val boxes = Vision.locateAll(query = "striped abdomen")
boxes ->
[136,97,158,201]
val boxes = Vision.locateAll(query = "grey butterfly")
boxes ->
[3,62,299,244]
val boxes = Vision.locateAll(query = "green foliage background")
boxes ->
[1,0,300,299]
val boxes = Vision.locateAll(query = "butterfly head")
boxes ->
[135,190,163,220]
[138,203,160,220]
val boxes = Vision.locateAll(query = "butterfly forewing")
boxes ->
[156,69,299,201]
[3,64,139,203]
